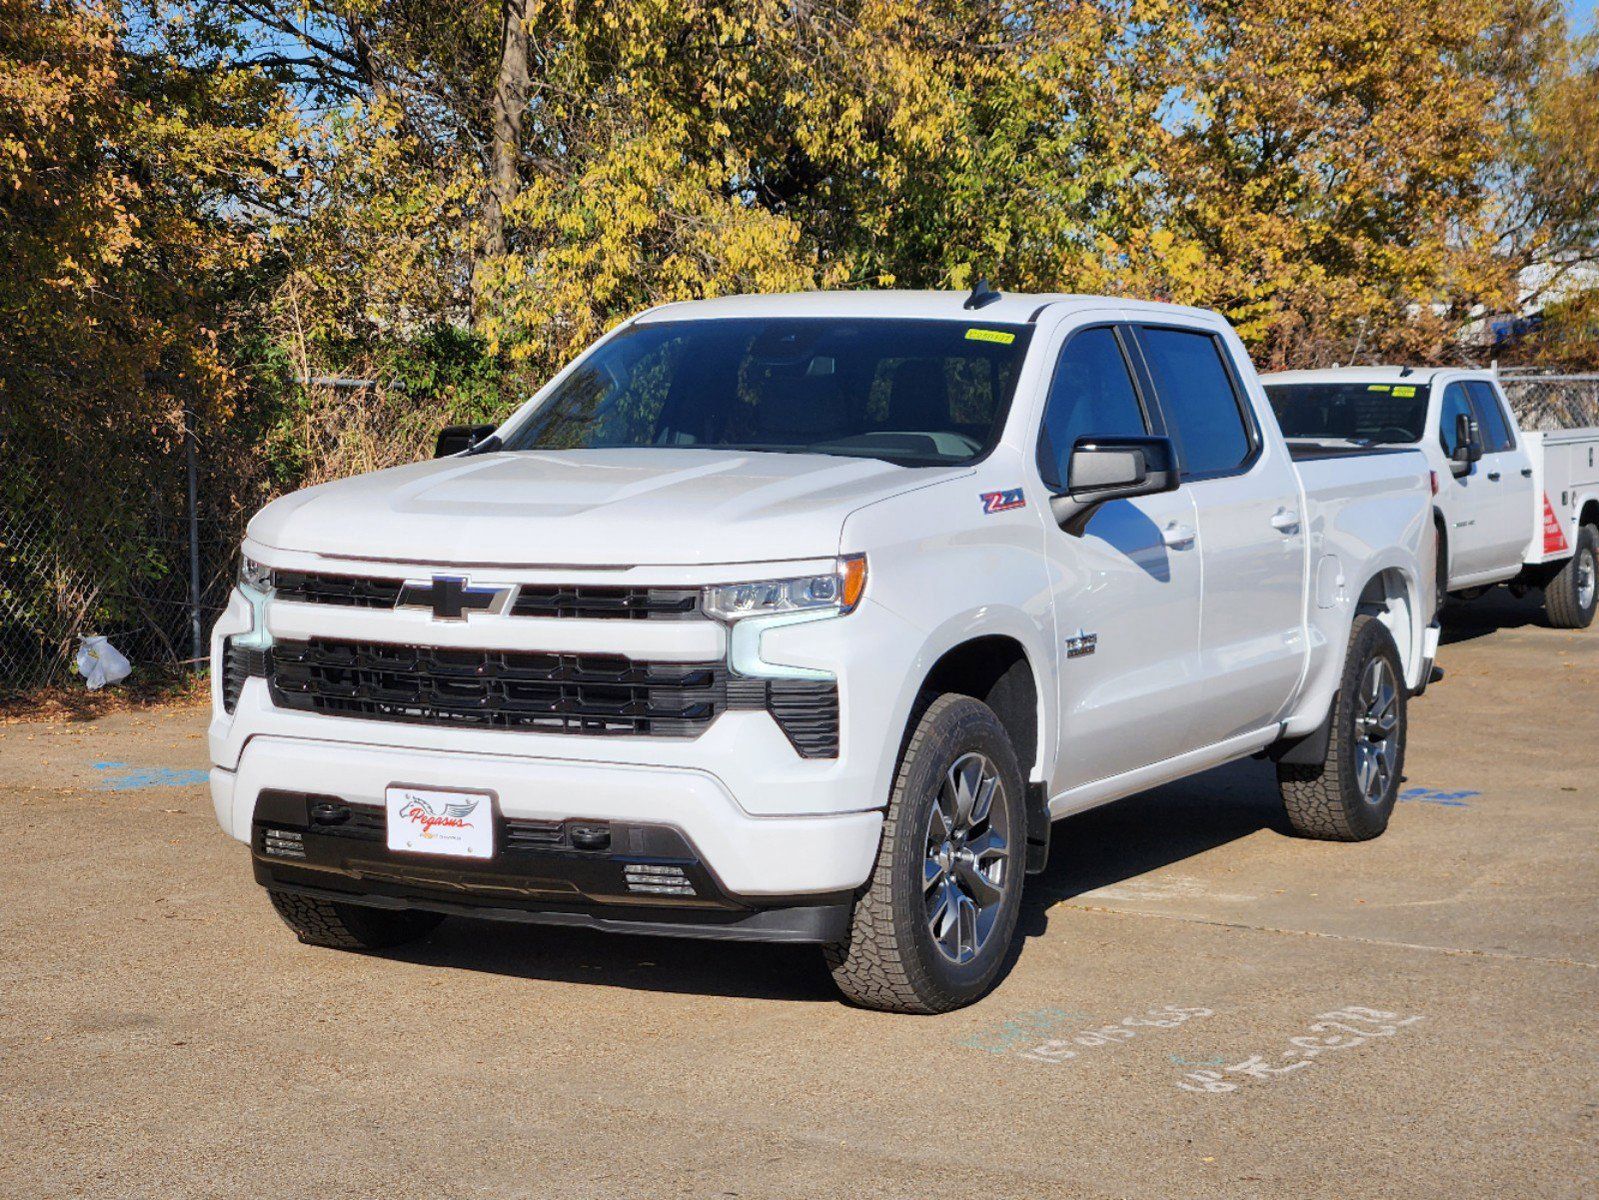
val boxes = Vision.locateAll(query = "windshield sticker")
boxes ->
[981,488,1027,514]
[965,328,1016,345]
[1366,384,1392,392]
[1392,385,1417,397]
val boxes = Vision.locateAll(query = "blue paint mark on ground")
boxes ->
[1398,787,1479,808]
[92,763,209,791]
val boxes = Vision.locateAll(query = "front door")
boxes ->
[1037,323,1203,792]
[1437,381,1497,581]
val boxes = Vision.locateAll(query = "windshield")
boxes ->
[501,318,1034,467]
[1264,382,1430,445]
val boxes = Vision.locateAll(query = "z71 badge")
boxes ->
[980,488,1027,514]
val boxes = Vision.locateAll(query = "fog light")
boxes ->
[262,829,305,860]
[624,863,695,896]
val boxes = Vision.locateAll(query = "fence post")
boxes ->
[184,401,203,668]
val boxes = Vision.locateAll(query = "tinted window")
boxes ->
[1466,381,1516,452]
[1136,328,1253,476]
[503,318,1032,467]
[1037,328,1147,488]
[1264,382,1429,444]
[1438,384,1476,457]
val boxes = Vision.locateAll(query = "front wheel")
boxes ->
[826,694,1026,1014]
[1544,524,1597,629]
[269,889,444,950]
[1277,615,1407,841]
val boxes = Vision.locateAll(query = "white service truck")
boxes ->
[1264,367,1599,628]
[212,289,1440,1012]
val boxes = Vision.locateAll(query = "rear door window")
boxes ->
[1133,327,1255,477]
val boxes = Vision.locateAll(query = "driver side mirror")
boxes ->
[1049,436,1179,533]
[435,423,498,458]
[1449,413,1482,477]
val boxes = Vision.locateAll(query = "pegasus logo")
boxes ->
[397,794,481,836]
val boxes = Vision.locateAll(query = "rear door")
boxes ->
[1035,322,1203,791]
[1465,380,1536,572]
[1129,323,1307,747]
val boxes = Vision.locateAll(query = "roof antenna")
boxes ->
[1400,365,1414,377]
[963,278,1002,310]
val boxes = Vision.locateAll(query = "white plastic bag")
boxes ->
[76,636,132,690]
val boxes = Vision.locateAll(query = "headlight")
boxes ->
[703,555,867,621]
[238,552,273,593]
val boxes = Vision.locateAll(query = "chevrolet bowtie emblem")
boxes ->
[397,575,506,620]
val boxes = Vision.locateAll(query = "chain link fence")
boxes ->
[0,494,241,696]
[1498,371,1599,431]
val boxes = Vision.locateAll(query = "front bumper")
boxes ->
[212,734,882,933]
[250,790,853,943]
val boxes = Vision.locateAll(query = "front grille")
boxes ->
[275,570,404,609]
[269,637,725,737]
[510,584,699,620]
[273,570,700,620]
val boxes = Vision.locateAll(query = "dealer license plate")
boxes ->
[385,785,495,859]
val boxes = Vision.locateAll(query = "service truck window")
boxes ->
[502,318,1032,467]
[1037,327,1148,489]
[1466,381,1517,452]
[1137,327,1254,476]
[1265,382,1430,445]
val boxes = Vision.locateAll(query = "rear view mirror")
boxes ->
[1450,413,1482,477]
[1050,436,1179,533]
[435,423,498,458]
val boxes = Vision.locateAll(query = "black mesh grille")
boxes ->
[222,640,271,713]
[510,585,699,620]
[274,570,404,609]
[766,681,840,759]
[269,637,725,737]
[726,676,839,758]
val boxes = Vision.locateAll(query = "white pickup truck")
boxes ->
[1264,367,1599,628]
[211,289,1440,1012]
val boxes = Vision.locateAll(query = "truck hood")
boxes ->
[247,448,959,567]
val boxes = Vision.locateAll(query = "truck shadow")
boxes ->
[1439,586,1554,645]
[1011,757,1289,949]
[382,757,1291,1005]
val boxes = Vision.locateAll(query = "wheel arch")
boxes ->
[1354,564,1423,689]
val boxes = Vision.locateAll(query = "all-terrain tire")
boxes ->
[1544,524,1597,630]
[825,694,1027,1014]
[268,889,444,950]
[1277,615,1407,842]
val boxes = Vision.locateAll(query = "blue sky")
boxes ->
[1571,1,1595,34]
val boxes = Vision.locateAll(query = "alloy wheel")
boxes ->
[922,752,1010,964]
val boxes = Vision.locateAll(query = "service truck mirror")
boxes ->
[1050,435,1178,533]
[435,423,498,458]
[1449,413,1482,477]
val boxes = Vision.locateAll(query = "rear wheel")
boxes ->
[1544,524,1597,629]
[1277,615,1407,841]
[826,694,1026,1014]
[268,889,444,950]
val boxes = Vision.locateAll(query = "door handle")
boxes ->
[1521,468,1533,478]
[1161,522,1196,550]
[1270,508,1301,534]
[1487,471,1501,481]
